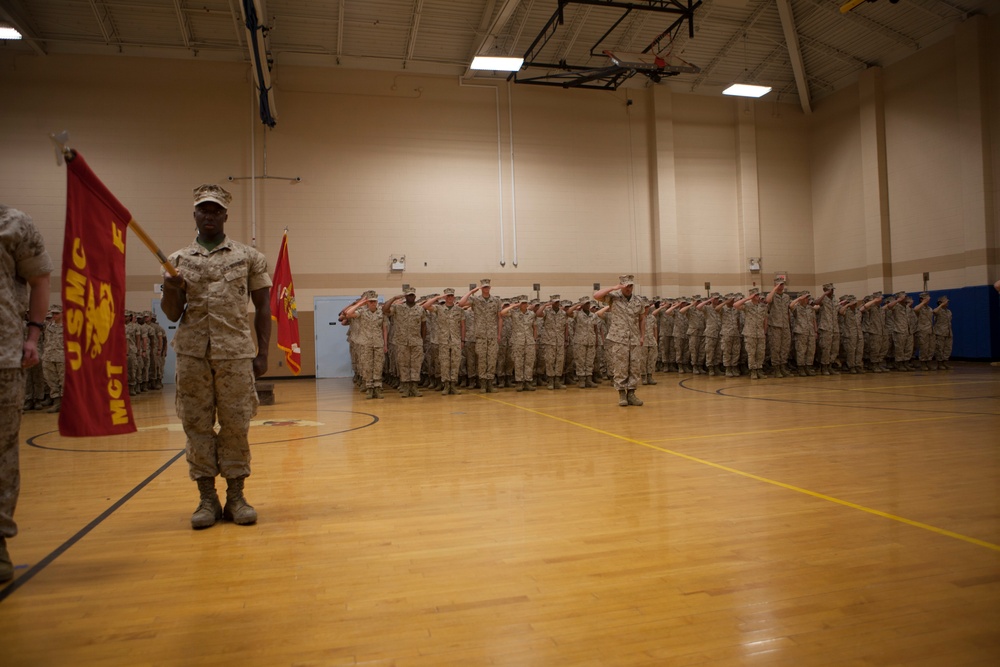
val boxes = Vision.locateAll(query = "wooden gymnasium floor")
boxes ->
[1,364,998,667]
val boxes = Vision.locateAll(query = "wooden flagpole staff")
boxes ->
[51,132,179,277]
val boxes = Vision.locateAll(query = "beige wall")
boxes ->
[0,12,996,321]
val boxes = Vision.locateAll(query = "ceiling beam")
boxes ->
[336,0,344,62]
[402,0,424,67]
[172,0,191,49]
[87,1,117,46]
[0,1,45,55]
[226,0,245,50]
[775,0,810,114]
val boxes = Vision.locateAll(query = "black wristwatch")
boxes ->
[27,321,45,330]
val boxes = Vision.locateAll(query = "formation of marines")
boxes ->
[339,276,956,407]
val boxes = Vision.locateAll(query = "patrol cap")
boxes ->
[799,290,811,297]
[518,295,529,304]
[919,292,930,299]
[363,290,378,301]
[774,278,786,285]
[193,184,232,209]
[403,287,416,295]
[480,278,491,287]
[895,290,907,298]
[618,274,635,286]
[49,304,62,313]
[749,288,760,296]
[578,296,589,304]
[937,295,949,304]
[710,292,721,299]
[548,294,560,301]
[443,288,456,296]
[822,283,834,291]
[560,300,572,308]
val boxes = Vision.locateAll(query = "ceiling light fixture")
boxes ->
[0,26,22,40]
[723,31,770,99]
[722,83,772,98]
[471,56,523,72]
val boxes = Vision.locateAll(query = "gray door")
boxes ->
[314,296,358,378]
[151,298,177,385]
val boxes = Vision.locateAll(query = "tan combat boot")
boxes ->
[626,390,643,406]
[618,390,628,407]
[191,477,223,529]
[223,477,257,525]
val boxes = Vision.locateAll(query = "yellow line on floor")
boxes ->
[642,414,964,444]
[480,396,1000,553]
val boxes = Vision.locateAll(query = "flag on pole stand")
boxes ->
[271,231,301,374]
[59,153,137,436]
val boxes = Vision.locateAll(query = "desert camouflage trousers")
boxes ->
[357,346,384,389]
[743,336,766,370]
[768,326,790,366]
[175,355,257,481]
[795,332,816,368]
[42,360,63,399]
[573,343,596,379]
[1,368,26,538]
[934,334,952,362]
[818,330,839,365]
[476,337,498,381]
[438,343,462,383]
[510,341,536,382]
[608,341,642,390]
[395,343,424,383]
[721,335,742,368]
[892,332,913,363]
[540,343,565,379]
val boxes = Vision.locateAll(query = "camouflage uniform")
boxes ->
[719,297,742,376]
[151,315,167,389]
[1,205,53,572]
[570,300,598,388]
[353,302,385,392]
[791,299,817,375]
[597,277,645,402]
[41,307,64,408]
[766,286,791,375]
[702,296,722,375]
[739,292,767,377]
[642,306,658,383]
[22,325,46,409]
[467,285,501,387]
[505,300,537,386]
[686,302,706,374]
[125,312,140,394]
[932,298,952,366]
[387,293,425,385]
[428,293,464,389]
[538,297,567,389]
[168,237,271,481]
[672,304,689,372]
[817,285,840,373]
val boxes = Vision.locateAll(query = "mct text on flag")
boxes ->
[59,153,137,436]
[271,231,301,374]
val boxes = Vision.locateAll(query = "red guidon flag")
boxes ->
[271,231,301,374]
[59,153,137,436]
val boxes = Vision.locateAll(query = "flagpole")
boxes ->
[127,218,179,277]
[54,137,179,277]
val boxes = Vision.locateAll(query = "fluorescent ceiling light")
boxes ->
[471,56,523,72]
[0,26,22,40]
[722,83,772,98]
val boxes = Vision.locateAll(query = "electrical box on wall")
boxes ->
[748,257,761,273]
[390,255,406,272]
